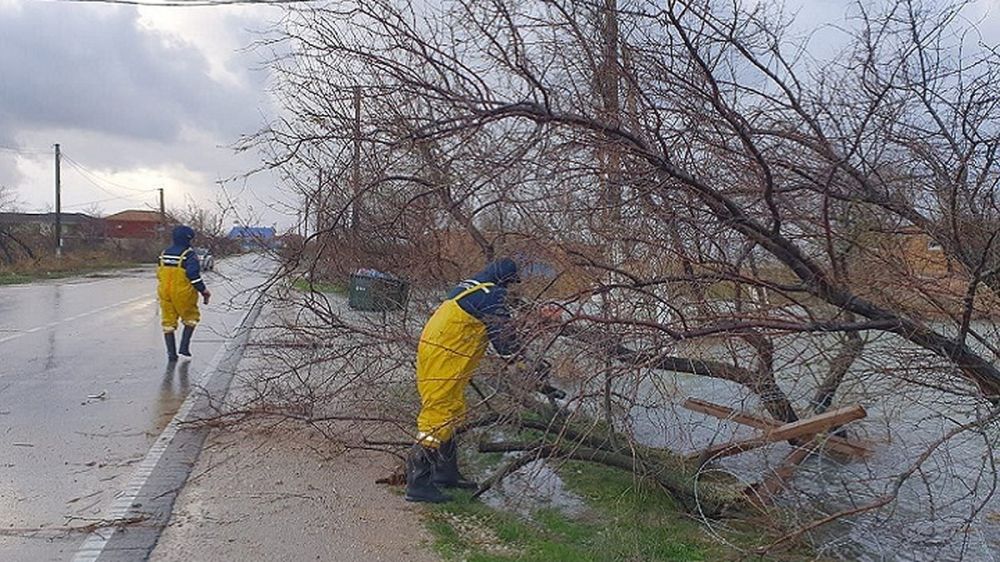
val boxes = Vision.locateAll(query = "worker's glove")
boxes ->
[528,359,567,400]
[505,357,566,400]
[506,357,547,380]
[531,358,552,381]
[538,382,567,400]
[202,289,211,305]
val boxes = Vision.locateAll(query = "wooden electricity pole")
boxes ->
[54,143,62,257]
[351,85,361,236]
[317,168,324,235]
[597,0,622,440]
[158,188,166,236]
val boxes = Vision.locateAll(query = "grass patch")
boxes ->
[424,459,822,562]
[0,271,34,285]
[558,462,725,561]
[426,464,713,561]
[0,254,140,285]
[292,278,347,295]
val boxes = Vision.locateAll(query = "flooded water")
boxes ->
[480,457,590,519]
[550,320,1000,561]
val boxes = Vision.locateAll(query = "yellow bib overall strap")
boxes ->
[159,247,192,268]
[414,281,495,447]
[452,281,495,302]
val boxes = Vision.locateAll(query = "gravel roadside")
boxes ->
[148,423,439,562]
[149,296,441,562]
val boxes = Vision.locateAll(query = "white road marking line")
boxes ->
[0,294,152,345]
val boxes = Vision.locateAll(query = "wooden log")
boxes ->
[690,404,867,465]
[683,398,873,458]
[478,440,748,517]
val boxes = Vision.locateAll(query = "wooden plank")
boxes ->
[684,398,779,431]
[745,437,823,508]
[765,404,866,442]
[683,398,873,458]
[689,404,867,464]
[689,436,772,465]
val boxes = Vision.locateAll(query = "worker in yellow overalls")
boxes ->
[405,258,524,503]
[157,225,211,363]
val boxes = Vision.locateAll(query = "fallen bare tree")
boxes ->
[240,0,1000,559]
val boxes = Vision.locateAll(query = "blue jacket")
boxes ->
[161,225,206,293]
[447,258,520,357]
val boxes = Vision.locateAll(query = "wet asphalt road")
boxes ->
[0,254,271,562]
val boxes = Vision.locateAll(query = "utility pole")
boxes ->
[303,193,310,238]
[317,168,324,235]
[54,143,62,257]
[158,188,165,235]
[351,85,361,236]
[597,0,621,442]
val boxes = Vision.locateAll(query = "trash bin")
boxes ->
[348,272,409,311]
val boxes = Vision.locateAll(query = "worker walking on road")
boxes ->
[157,225,211,363]
[406,258,524,504]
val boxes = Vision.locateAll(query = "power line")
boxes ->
[53,0,315,6]
[61,154,151,193]
[63,193,153,210]
[60,154,157,195]
[62,161,149,200]
[47,151,160,214]
[61,158,121,198]
[0,145,50,156]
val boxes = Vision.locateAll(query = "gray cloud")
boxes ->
[0,4,263,144]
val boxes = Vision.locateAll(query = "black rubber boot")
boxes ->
[405,444,452,503]
[433,439,477,489]
[178,325,195,360]
[164,332,178,362]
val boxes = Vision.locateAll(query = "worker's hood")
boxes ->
[473,257,520,285]
[172,225,196,247]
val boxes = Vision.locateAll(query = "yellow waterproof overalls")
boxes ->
[415,281,495,448]
[157,248,200,333]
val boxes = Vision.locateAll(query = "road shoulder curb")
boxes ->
[72,294,266,562]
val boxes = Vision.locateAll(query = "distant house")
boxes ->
[105,210,164,240]
[846,225,1000,318]
[859,226,953,283]
[0,212,104,249]
[228,226,277,250]
[896,228,951,280]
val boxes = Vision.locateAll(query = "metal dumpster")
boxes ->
[348,272,409,311]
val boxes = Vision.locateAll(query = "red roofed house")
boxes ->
[105,210,164,240]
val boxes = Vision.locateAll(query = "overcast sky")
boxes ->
[0,0,997,230]
[0,0,287,227]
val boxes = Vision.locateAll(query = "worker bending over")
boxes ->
[407,257,534,503]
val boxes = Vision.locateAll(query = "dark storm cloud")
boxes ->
[0,4,261,143]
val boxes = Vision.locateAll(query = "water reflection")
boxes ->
[481,458,588,518]
[154,362,190,433]
[43,285,63,370]
[557,320,1000,562]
